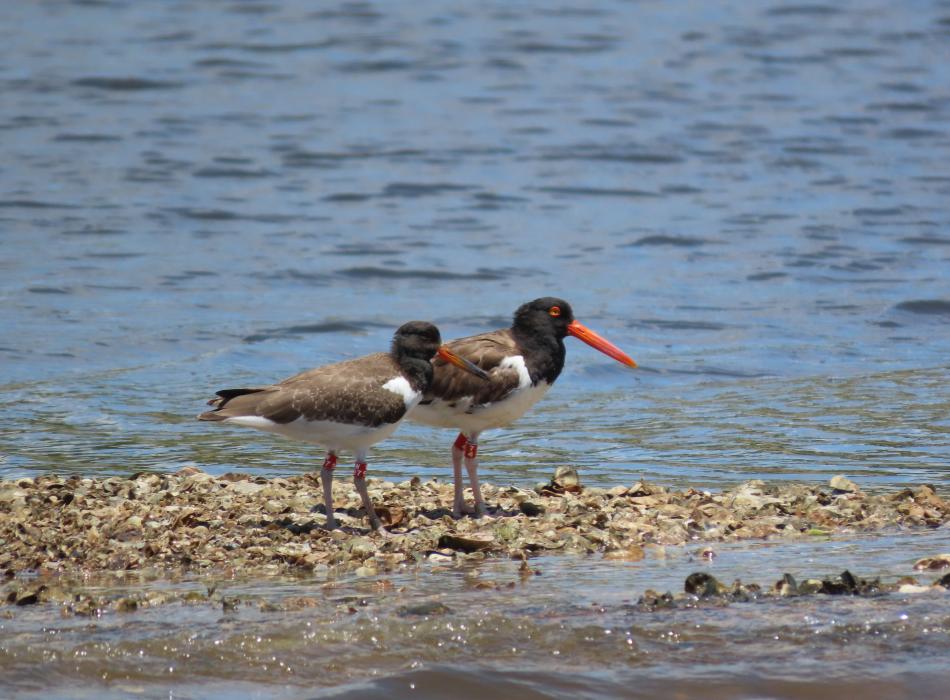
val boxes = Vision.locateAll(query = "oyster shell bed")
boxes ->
[2,467,948,614]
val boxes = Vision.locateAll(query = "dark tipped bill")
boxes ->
[567,320,637,368]
[437,346,491,380]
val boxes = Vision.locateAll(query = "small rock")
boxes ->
[684,572,725,598]
[398,601,451,617]
[519,501,545,517]
[829,476,859,494]
[437,534,495,553]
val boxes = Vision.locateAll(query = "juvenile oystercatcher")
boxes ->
[197,321,488,532]
[410,297,637,518]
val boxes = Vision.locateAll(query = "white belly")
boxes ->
[410,380,551,434]
[223,415,402,453]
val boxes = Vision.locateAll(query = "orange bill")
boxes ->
[437,346,491,380]
[567,320,637,368]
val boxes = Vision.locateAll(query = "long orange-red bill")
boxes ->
[567,320,637,368]
[437,346,491,380]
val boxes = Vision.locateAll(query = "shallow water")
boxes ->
[1,0,949,696]
[3,529,950,699]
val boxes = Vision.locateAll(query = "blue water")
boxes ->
[1,1,949,696]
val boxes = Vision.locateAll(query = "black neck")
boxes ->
[511,324,566,385]
[394,351,435,391]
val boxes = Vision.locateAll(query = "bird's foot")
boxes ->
[452,501,491,519]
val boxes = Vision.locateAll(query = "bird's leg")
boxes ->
[451,432,467,518]
[352,456,388,535]
[321,452,337,530]
[463,431,487,517]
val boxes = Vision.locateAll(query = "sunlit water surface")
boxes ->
[1,0,949,697]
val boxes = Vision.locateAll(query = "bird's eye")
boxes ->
[549,306,561,317]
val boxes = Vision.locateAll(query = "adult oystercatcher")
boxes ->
[197,321,488,532]
[409,298,637,518]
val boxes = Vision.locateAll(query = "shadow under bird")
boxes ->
[409,297,637,518]
[197,321,488,532]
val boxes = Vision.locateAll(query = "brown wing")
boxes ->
[426,329,522,405]
[198,353,410,427]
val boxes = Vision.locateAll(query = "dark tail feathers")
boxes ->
[197,387,266,421]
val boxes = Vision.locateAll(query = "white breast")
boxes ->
[382,375,422,409]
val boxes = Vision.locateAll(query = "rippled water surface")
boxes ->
[1,0,949,697]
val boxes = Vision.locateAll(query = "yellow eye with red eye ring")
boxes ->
[549,306,561,317]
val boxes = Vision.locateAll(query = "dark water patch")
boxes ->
[83,252,144,260]
[52,133,121,143]
[27,287,71,295]
[873,320,902,328]
[746,52,827,65]
[539,146,683,165]
[0,199,77,209]
[885,128,945,140]
[867,101,936,112]
[252,269,333,285]
[147,31,195,43]
[165,207,297,223]
[200,40,339,53]
[323,192,374,202]
[782,140,865,156]
[632,319,730,331]
[534,186,659,199]
[661,184,703,194]
[337,59,416,73]
[337,266,512,281]
[823,46,887,59]
[895,300,950,315]
[61,226,125,236]
[161,270,219,284]
[821,115,879,126]
[281,148,426,167]
[747,271,789,281]
[72,77,184,91]
[627,235,711,247]
[472,192,529,204]
[766,4,842,16]
[581,118,637,128]
[193,58,267,69]
[192,167,275,178]
[511,38,617,54]
[723,213,796,225]
[381,182,475,198]
[84,284,140,291]
[327,243,404,256]
[663,365,770,378]
[900,235,950,245]
[244,321,374,343]
[853,206,908,218]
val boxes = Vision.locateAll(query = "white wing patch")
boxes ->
[499,355,532,389]
[382,375,422,409]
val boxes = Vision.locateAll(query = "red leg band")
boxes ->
[353,462,367,481]
[464,443,478,459]
[322,454,337,470]
[453,433,468,450]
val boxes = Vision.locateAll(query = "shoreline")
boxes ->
[2,467,947,578]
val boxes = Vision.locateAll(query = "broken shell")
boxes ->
[913,554,950,571]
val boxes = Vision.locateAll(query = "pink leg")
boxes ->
[321,453,337,530]
[352,458,387,533]
[463,432,487,517]
[451,432,467,518]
